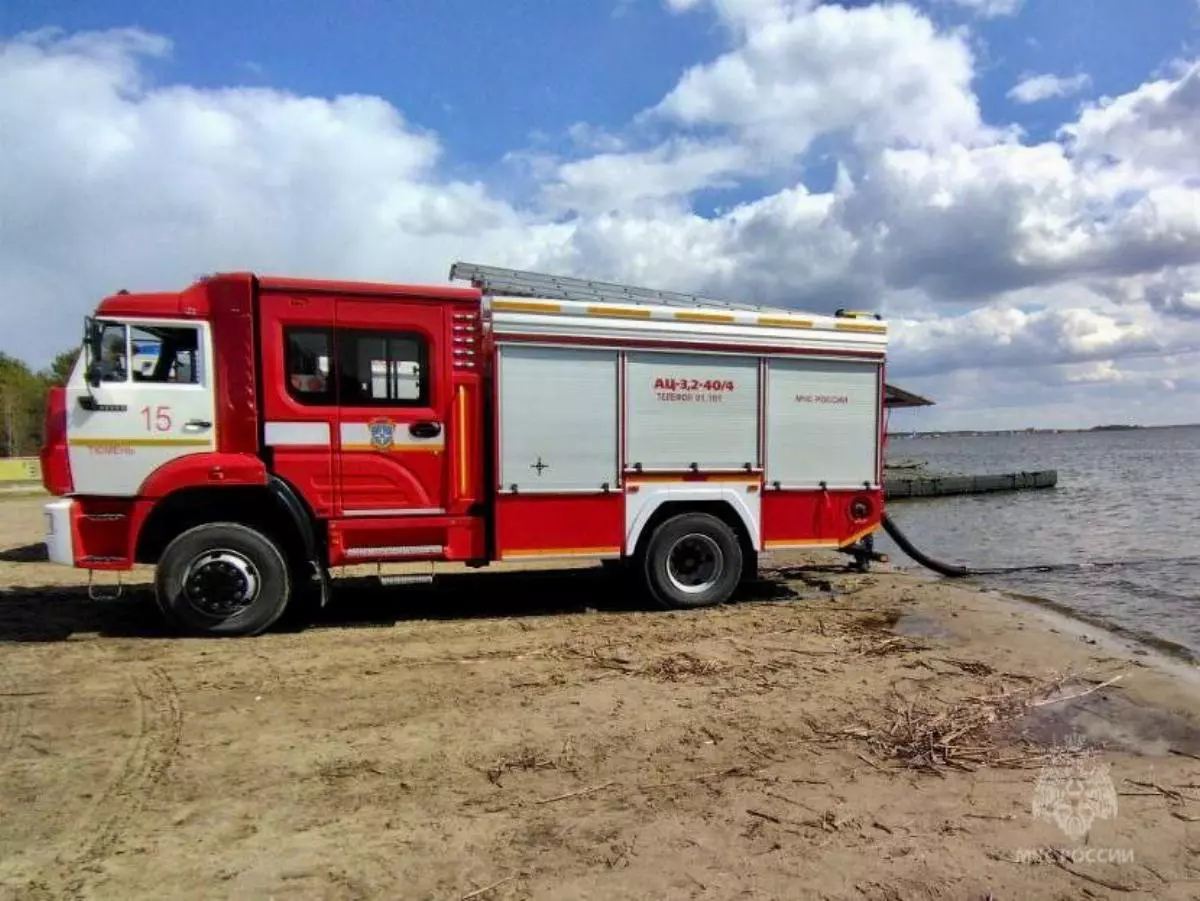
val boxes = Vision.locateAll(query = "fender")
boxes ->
[137,452,268,498]
[625,484,762,555]
[266,475,318,563]
[267,475,332,607]
[132,464,331,606]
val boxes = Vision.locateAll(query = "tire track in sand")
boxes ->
[0,698,28,758]
[77,666,182,864]
[33,665,183,898]
[0,697,33,894]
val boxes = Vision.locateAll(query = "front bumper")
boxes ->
[44,499,76,566]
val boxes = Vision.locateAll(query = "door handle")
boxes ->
[409,421,441,439]
[183,419,213,432]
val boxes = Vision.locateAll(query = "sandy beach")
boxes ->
[1,493,1198,900]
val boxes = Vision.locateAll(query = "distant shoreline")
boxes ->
[889,422,1199,438]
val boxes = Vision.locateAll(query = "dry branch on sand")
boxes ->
[642,652,731,681]
[483,740,579,786]
[858,636,928,657]
[831,673,1126,772]
[558,644,735,681]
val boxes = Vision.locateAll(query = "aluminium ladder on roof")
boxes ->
[448,261,780,313]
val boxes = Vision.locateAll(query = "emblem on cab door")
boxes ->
[369,418,395,451]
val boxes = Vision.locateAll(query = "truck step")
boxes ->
[378,574,435,587]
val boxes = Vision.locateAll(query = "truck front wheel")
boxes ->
[641,512,743,610]
[155,523,292,637]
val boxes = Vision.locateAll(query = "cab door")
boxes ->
[258,292,338,517]
[334,298,449,516]
[67,318,217,497]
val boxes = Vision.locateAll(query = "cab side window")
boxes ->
[338,330,428,407]
[130,326,202,384]
[285,328,335,404]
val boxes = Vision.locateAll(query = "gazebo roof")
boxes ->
[885,383,934,409]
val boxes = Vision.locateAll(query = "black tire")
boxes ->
[154,522,291,637]
[641,512,743,610]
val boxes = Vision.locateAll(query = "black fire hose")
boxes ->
[879,513,1200,580]
[880,512,972,578]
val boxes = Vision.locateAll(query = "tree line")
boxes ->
[1,349,81,457]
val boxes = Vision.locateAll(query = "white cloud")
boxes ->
[845,140,1200,301]
[0,28,571,364]
[935,0,1023,18]
[1062,360,1125,384]
[891,304,1162,378]
[542,140,751,215]
[1063,62,1200,178]
[2,12,1200,429]
[653,1,989,157]
[1009,72,1091,104]
[537,182,867,311]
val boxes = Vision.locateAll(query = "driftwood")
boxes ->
[829,671,1128,772]
[535,782,616,805]
[461,876,514,900]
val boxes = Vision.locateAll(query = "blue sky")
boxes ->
[1,0,1198,428]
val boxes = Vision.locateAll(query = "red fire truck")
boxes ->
[39,263,888,636]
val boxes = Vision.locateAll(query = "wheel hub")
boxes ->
[666,533,724,594]
[183,550,261,617]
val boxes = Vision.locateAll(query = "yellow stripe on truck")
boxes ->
[492,299,562,314]
[587,305,652,319]
[456,385,469,496]
[758,316,815,329]
[674,311,735,323]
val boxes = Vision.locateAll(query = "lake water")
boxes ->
[879,426,1200,660]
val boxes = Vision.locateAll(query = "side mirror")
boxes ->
[82,316,104,387]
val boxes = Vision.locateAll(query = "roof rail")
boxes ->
[449,261,776,313]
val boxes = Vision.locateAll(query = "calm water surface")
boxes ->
[879,426,1200,658]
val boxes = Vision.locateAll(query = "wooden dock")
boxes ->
[884,470,1057,499]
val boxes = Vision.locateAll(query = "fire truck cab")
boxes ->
[41,264,887,637]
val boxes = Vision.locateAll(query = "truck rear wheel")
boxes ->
[154,523,291,637]
[641,512,743,610]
